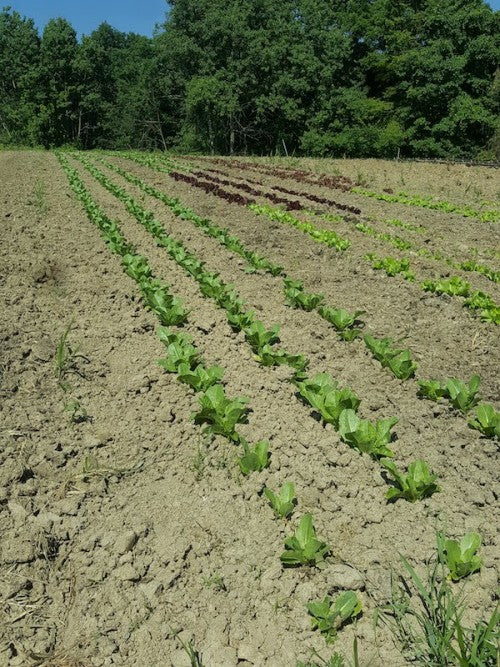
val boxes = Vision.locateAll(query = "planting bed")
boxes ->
[0,151,498,667]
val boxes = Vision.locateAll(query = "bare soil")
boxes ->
[1,151,498,667]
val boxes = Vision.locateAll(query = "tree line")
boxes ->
[1,1,498,158]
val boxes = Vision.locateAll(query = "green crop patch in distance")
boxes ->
[365,253,415,281]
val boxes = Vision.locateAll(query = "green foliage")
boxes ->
[307,592,362,644]
[364,335,417,380]
[238,440,270,475]
[438,532,482,582]
[295,374,360,428]
[244,320,280,351]
[380,459,440,502]
[468,403,500,439]
[280,514,330,567]
[365,254,415,281]
[284,278,324,311]
[264,482,297,519]
[158,339,199,374]
[419,376,481,414]
[193,384,249,441]
[177,363,224,393]
[318,306,365,340]
[249,204,350,251]
[338,409,397,459]
[422,276,471,297]
[141,282,189,326]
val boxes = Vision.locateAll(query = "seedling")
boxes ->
[177,363,224,392]
[284,278,324,311]
[364,335,417,380]
[418,379,447,402]
[468,403,500,439]
[158,341,199,373]
[238,440,270,475]
[296,374,360,428]
[280,514,330,567]
[64,399,90,424]
[193,384,249,441]
[141,283,189,325]
[255,345,309,372]
[338,409,397,458]
[318,306,365,340]
[422,276,470,297]
[307,591,362,644]
[380,459,440,502]
[366,254,415,281]
[54,323,87,387]
[264,482,297,518]
[157,327,191,347]
[244,320,280,351]
[438,532,482,581]
[445,376,481,413]
[122,253,152,283]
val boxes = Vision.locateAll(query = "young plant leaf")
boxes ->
[381,458,440,502]
[338,409,397,458]
[307,591,363,644]
[280,514,330,567]
[238,440,270,475]
[442,532,482,581]
[193,384,249,441]
[264,482,297,518]
[468,403,500,439]
[177,363,224,392]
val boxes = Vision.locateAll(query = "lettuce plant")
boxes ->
[177,363,224,392]
[296,374,360,428]
[381,459,439,502]
[142,286,189,326]
[365,254,415,280]
[318,306,365,340]
[193,384,249,441]
[307,591,362,644]
[264,482,296,518]
[422,276,470,297]
[338,409,397,458]
[244,320,280,351]
[284,278,324,311]
[158,341,199,373]
[445,376,481,413]
[238,440,270,475]
[418,379,447,401]
[227,309,255,331]
[364,335,417,380]
[122,253,152,282]
[468,403,500,439]
[438,532,482,581]
[280,514,330,567]
[157,327,191,347]
[255,344,309,371]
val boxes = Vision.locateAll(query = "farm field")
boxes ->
[1,150,499,666]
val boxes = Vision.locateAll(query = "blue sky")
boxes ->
[6,0,169,37]
[5,0,499,37]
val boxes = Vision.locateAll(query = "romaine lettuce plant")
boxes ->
[422,276,470,297]
[122,253,152,282]
[364,335,417,380]
[284,278,324,311]
[338,409,397,458]
[255,345,309,371]
[177,363,224,392]
[193,384,249,441]
[438,532,482,581]
[264,482,297,518]
[380,459,439,502]
[445,376,481,413]
[280,514,330,567]
[296,374,360,428]
[307,591,362,644]
[468,403,500,439]
[365,254,415,280]
[238,440,270,475]
[318,306,365,340]
[244,320,280,351]
[158,341,199,373]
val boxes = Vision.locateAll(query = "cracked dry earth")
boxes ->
[0,151,498,667]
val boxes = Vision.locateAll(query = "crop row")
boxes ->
[155,162,500,323]
[190,155,500,224]
[146,153,500,291]
[189,161,499,286]
[59,152,496,660]
[108,153,499,435]
[57,151,374,654]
